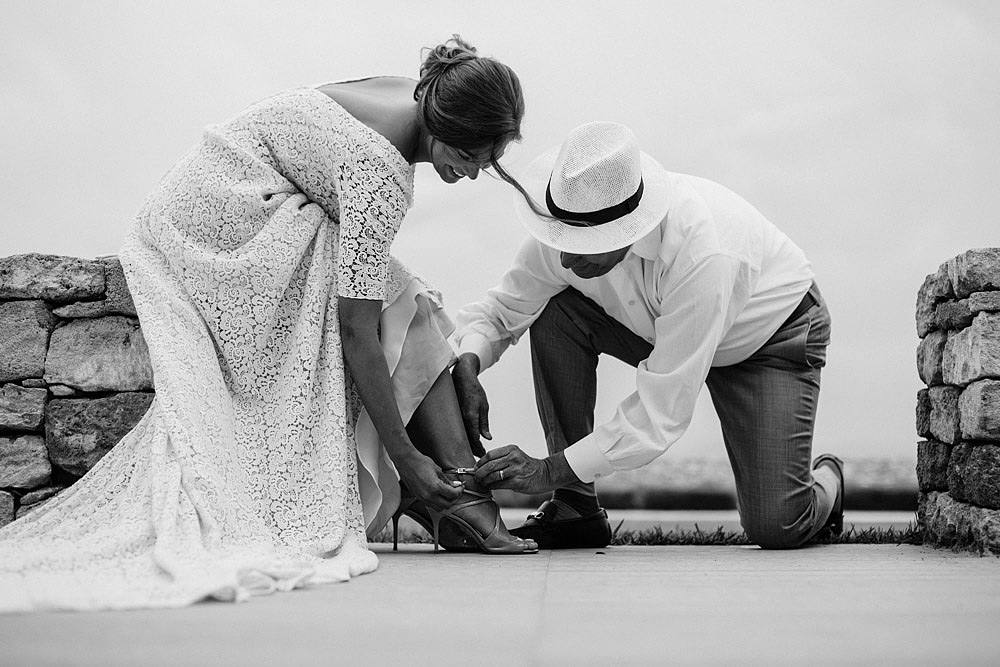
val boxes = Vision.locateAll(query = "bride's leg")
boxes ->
[406,370,526,546]
[405,369,475,469]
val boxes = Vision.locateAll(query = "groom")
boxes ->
[451,121,843,550]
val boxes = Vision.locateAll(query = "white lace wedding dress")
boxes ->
[0,88,455,612]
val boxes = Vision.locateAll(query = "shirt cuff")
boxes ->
[562,434,616,483]
[456,332,496,371]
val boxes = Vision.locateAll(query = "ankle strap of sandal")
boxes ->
[442,468,490,502]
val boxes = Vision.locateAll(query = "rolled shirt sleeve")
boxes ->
[564,253,750,482]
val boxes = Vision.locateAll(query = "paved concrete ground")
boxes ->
[2,537,998,667]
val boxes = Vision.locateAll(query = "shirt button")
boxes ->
[646,337,654,343]
[628,299,636,306]
[593,473,602,479]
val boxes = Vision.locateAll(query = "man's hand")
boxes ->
[451,352,491,456]
[474,446,577,495]
[398,454,465,510]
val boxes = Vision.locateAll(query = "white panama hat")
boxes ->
[513,121,671,255]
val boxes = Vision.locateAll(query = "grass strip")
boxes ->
[375,522,926,547]
[611,522,924,546]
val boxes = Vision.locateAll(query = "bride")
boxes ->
[0,35,535,613]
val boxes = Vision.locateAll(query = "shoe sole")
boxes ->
[813,454,844,536]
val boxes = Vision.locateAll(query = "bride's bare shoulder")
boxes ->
[316,77,417,157]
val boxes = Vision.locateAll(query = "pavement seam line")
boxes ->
[527,551,554,667]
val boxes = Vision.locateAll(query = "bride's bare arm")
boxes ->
[337,296,463,509]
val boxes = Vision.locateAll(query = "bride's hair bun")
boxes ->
[415,35,479,99]
[414,34,523,167]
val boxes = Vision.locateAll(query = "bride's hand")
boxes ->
[399,454,464,510]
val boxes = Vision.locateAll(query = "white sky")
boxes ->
[2,1,999,466]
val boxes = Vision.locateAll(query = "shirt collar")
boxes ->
[629,219,664,261]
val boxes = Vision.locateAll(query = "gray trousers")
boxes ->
[529,284,836,549]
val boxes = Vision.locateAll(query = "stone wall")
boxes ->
[915,248,1000,553]
[0,254,153,527]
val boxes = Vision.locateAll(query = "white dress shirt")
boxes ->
[455,171,815,482]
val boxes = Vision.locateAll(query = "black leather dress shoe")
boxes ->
[813,453,844,537]
[509,499,612,549]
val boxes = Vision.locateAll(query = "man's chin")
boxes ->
[572,267,611,279]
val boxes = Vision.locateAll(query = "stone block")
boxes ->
[16,485,65,520]
[946,444,972,500]
[0,300,56,382]
[934,299,974,331]
[916,440,950,491]
[0,491,13,528]
[48,385,78,397]
[920,491,1000,554]
[51,257,137,318]
[969,291,1000,314]
[44,316,153,392]
[960,379,1000,441]
[916,388,931,437]
[101,256,137,316]
[916,330,947,386]
[51,301,109,319]
[0,383,47,430]
[0,434,52,488]
[20,378,47,388]
[19,485,65,507]
[916,265,953,337]
[929,385,962,444]
[947,443,1000,509]
[45,392,153,476]
[17,486,67,519]
[0,253,105,303]
[948,248,1000,298]
[942,312,1000,386]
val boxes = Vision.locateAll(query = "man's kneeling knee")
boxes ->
[743,520,813,550]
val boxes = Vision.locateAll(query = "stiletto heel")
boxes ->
[424,468,538,555]
[391,494,419,551]
[391,498,416,551]
[391,485,477,552]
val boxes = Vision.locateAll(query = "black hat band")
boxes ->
[545,178,644,228]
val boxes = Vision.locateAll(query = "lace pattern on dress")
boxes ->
[0,88,454,612]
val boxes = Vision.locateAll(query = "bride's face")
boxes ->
[430,141,499,184]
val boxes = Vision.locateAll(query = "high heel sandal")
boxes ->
[391,488,476,552]
[425,468,538,555]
